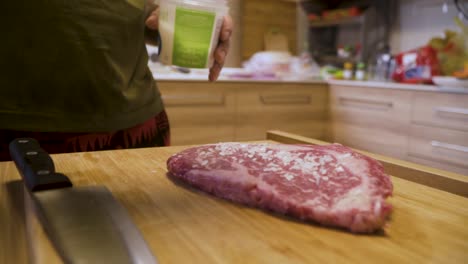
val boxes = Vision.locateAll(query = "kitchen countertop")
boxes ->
[150,66,325,84]
[328,79,468,94]
[149,66,468,94]
[153,73,325,84]
[1,139,468,263]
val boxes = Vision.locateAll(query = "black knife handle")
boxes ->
[9,138,72,192]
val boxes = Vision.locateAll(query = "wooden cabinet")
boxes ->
[158,81,328,146]
[241,0,297,61]
[408,125,468,175]
[412,92,468,131]
[158,82,236,146]
[330,84,468,175]
[159,80,466,175]
[329,85,412,159]
[408,92,468,175]
[235,83,328,141]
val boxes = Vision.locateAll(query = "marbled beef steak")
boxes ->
[167,143,393,233]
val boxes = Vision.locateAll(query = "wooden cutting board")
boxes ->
[1,140,468,263]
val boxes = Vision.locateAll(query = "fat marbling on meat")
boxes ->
[167,143,393,233]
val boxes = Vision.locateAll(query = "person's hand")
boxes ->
[146,8,233,82]
[209,15,233,82]
[145,5,160,47]
[145,5,159,31]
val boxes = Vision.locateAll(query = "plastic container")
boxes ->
[343,62,354,80]
[355,62,366,80]
[158,0,229,68]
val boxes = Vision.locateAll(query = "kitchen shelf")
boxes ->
[309,16,364,28]
[307,8,372,65]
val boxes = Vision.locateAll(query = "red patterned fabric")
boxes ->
[0,111,170,161]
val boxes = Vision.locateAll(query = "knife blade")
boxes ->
[9,138,157,264]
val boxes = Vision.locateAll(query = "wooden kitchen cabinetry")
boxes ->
[330,84,468,175]
[158,80,466,175]
[235,83,328,141]
[158,82,236,146]
[329,85,412,159]
[408,92,468,175]
[241,0,297,61]
[158,81,328,146]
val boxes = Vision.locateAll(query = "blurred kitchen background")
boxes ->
[150,0,468,175]
[149,0,468,83]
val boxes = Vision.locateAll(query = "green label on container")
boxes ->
[173,7,215,68]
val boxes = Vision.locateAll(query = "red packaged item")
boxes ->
[307,13,321,21]
[392,46,440,84]
[322,6,361,20]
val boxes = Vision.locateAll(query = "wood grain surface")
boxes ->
[241,0,297,61]
[158,81,329,145]
[329,85,412,160]
[1,141,468,263]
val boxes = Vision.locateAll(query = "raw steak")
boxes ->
[167,143,393,233]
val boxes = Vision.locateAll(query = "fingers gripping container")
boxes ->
[158,0,228,68]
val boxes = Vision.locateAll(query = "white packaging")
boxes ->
[158,0,228,68]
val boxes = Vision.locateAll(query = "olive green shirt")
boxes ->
[0,0,164,132]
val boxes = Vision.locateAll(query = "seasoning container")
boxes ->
[343,62,354,80]
[355,62,366,80]
[158,0,229,68]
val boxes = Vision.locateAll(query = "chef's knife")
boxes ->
[10,138,157,264]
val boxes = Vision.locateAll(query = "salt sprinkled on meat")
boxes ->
[283,173,295,181]
[167,142,393,233]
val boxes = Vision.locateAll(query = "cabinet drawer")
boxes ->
[330,85,412,132]
[407,156,468,176]
[408,124,468,175]
[162,94,224,106]
[333,123,408,159]
[236,88,328,141]
[159,86,236,146]
[412,92,468,131]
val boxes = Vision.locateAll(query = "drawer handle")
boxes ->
[434,107,468,118]
[162,95,225,106]
[260,95,311,105]
[338,97,393,111]
[431,141,468,154]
